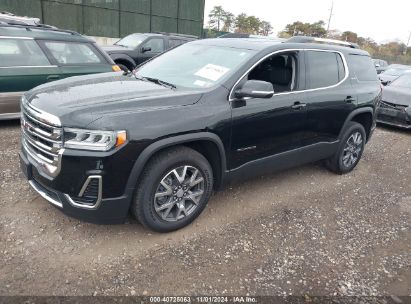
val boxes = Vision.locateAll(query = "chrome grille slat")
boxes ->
[23,138,56,165]
[24,117,56,139]
[22,131,59,158]
[21,97,63,177]
[23,120,61,144]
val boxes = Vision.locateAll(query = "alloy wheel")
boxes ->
[153,165,205,222]
[342,131,363,168]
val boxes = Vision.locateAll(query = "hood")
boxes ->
[382,86,411,106]
[25,72,203,127]
[379,74,398,84]
[101,45,131,53]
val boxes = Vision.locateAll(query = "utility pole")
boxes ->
[326,1,334,36]
[405,31,411,55]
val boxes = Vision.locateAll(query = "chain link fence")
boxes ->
[0,0,205,38]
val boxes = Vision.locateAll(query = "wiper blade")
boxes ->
[135,75,177,89]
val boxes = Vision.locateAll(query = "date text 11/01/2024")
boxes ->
[148,296,258,303]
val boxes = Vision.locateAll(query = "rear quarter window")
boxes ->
[306,50,345,89]
[349,55,378,81]
[169,39,182,48]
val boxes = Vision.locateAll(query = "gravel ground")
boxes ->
[0,120,410,297]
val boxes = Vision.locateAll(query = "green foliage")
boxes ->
[279,21,327,38]
[259,21,273,36]
[277,19,411,65]
[208,5,232,32]
[206,5,411,65]
[206,6,273,36]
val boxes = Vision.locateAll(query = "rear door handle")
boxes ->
[47,75,60,82]
[345,96,356,103]
[291,102,307,110]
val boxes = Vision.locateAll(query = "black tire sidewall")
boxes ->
[337,122,366,174]
[117,63,130,73]
[136,150,213,232]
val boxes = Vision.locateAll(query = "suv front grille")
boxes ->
[21,98,63,177]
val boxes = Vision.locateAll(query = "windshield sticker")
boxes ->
[195,64,230,81]
[194,80,210,87]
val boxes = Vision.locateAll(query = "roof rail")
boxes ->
[0,12,82,36]
[152,31,198,39]
[0,23,81,36]
[287,36,360,49]
[0,12,40,26]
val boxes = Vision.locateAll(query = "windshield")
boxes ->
[136,43,256,89]
[390,73,411,88]
[383,68,409,76]
[115,34,146,49]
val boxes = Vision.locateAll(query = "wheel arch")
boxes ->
[339,107,374,142]
[125,133,228,197]
[110,54,136,70]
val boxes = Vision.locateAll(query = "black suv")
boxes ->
[19,36,381,232]
[102,32,197,72]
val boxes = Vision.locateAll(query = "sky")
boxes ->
[204,0,411,44]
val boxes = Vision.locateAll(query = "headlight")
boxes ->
[64,128,127,151]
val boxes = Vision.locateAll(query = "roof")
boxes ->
[192,38,284,50]
[0,24,92,43]
[192,38,369,55]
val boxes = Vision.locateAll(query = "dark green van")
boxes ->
[0,23,121,120]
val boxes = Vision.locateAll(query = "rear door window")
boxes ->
[306,50,344,89]
[0,38,50,67]
[350,55,378,81]
[43,41,105,65]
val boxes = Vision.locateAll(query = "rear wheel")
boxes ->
[132,147,213,232]
[326,122,366,174]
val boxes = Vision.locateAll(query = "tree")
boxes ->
[208,6,236,33]
[235,13,250,33]
[221,12,235,32]
[279,20,327,38]
[341,31,358,43]
[247,16,262,34]
[276,19,411,65]
[260,21,273,36]
[208,6,226,31]
[234,13,262,35]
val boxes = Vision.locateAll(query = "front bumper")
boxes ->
[19,148,132,224]
[376,106,411,129]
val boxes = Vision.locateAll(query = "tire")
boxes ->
[131,146,213,232]
[117,63,131,73]
[325,122,366,175]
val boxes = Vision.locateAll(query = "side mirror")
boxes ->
[375,63,381,68]
[235,80,274,99]
[141,46,152,53]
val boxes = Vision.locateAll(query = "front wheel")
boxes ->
[117,63,131,73]
[132,147,213,232]
[326,122,366,174]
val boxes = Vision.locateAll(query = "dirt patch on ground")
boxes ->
[0,121,410,296]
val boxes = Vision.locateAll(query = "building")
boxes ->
[0,0,205,43]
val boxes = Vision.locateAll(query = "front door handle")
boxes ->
[47,75,60,82]
[291,102,307,110]
[345,96,356,103]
